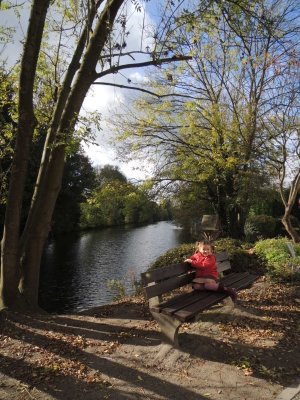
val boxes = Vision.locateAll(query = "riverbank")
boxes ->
[40,221,187,313]
[0,277,299,400]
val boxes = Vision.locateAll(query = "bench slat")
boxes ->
[141,263,190,285]
[150,290,197,313]
[162,291,212,315]
[221,272,258,289]
[217,260,231,273]
[152,272,255,317]
[174,292,226,321]
[230,273,258,290]
[215,251,230,262]
[219,271,250,286]
[144,271,195,300]
[173,273,258,322]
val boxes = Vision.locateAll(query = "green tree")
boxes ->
[112,0,299,237]
[123,190,160,224]
[80,176,161,228]
[0,0,190,312]
[0,108,97,236]
[95,164,127,186]
[0,69,17,215]
[171,182,213,232]
[52,148,97,234]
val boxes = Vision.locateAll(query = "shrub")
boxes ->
[214,238,263,274]
[213,237,243,253]
[244,215,276,242]
[148,237,300,283]
[149,243,196,270]
[148,237,264,275]
[107,270,142,300]
[254,237,300,282]
[107,279,126,300]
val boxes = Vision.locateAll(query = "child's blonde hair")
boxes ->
[195,240,214,253]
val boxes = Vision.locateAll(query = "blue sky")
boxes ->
[1,0,159,180]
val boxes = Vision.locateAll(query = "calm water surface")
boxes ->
[39,221,190,313]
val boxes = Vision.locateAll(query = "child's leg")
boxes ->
[217,284,237,302]
[204,282,237,302]
[193,283,205,290]
[204,282,219,291]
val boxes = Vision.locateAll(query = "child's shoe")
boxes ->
[225,287,237,302]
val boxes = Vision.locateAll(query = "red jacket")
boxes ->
[189,253,218,280]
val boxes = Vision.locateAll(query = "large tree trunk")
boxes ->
[18,0,125,309]
[281,170,300,243]
[19,147,66,304]
[18,12,92,305]
[228,206,245,239]
[208,172,247,238]
[0,0,50,310]
[282,210,300,243]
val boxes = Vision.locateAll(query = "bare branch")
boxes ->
[92,81,199,99]
[94,55,192,79]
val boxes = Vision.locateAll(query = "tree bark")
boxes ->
[20,1,99,249]
[19,0,125,308]
[281,171,300,243]
[282,211,300,243]
[0,0,51,310]
[1,0,189,312]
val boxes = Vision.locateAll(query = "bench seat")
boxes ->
[141,252,259,347]
[151,272,258,322]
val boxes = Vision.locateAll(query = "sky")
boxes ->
[0,0,162,180]
[81,0,158,180]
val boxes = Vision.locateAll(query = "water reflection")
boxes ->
[39,221,191,313]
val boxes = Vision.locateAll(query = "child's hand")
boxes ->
[184,258,192,263]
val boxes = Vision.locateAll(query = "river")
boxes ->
[39,221,191,314]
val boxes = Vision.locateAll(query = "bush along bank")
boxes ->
[148,237,300,283]
[254,237,300,282]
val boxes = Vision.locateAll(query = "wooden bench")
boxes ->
[141,252,259,347]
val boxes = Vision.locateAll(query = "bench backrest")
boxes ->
[141,251,231,300]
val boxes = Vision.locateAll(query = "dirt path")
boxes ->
[0,278,299,400]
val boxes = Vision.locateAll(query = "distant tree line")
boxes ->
[80,165,172,229]
[1,137,169,239]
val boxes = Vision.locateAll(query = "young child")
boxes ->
[184,240,237,302]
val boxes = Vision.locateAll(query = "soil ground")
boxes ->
[0,276,299,400]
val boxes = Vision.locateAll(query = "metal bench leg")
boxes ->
[150,310,182,347]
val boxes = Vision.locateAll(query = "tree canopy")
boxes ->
[111,0,300,238]
[0,0,191,312]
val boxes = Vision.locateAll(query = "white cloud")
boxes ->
[82,2,156,179]
[82,142,151,181]
[121,160,152,180]
[82,143,114,166]
[128,71,150,84]
[83,83,125,112]
[1,1,156,180]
